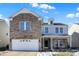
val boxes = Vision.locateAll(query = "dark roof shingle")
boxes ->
[42,23,67,26]
[54,23,67,25]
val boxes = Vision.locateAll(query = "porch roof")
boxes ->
[42,35,70,38]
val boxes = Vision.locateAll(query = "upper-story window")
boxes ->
[55,27,59,33]
[45,27,48,33]
[60,27,63,33]
[19,21,31,31]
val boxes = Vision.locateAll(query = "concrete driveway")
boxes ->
[0,51,53,56]
[0,51,37,56]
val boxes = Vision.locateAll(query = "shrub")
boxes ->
[0,47,6,51]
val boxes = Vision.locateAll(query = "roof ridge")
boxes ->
[10,8,40,18]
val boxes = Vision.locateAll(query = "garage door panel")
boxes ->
[12,39,39,51]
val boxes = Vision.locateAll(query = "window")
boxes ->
[55,27,59,33]
[54,40,58,48]
[23,40,25,42]
[20,40,22,42]
[26,40,28,42]
[19,21,31,31]
[20,21,25,30]
[60,28,63,33]
[45,27,48,33]
[20,40,25,42]
[26,21,31,30]
[60,40,63,46]
[29,40,30,42]
[20,40,31,42]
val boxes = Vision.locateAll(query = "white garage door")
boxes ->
[12,39,39,51]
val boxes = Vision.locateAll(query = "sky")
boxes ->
[0,3,79,26]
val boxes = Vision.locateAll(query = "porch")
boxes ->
[40,35,70,51]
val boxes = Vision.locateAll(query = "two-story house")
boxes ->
[41,20,70,51]
[10,8,70,51]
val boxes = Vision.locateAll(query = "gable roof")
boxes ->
[11,8,40,18]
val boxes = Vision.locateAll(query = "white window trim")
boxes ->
[19,21,31,31]
[24,21,26,30]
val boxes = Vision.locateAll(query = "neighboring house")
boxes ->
[41,20,70,51]
[10,8,70,51]
[0,19,9,48]
[69,23,79,48]
[10,8,42,51]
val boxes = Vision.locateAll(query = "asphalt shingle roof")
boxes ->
[42,23,67,26]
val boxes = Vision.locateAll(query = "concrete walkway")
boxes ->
[74,52,79,56]
[37,52,53,56]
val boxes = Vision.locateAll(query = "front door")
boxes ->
[44,38,51,51]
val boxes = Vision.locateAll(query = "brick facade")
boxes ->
[10,13,42,40]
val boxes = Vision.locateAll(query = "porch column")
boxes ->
[51,38,53,50]
[58,40,60,48]
[43,37,44,50]
[50,38,52,50]
[67,36,70,48]
[70,36,72,48]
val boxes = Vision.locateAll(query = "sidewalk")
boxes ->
[37,52,52,56]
